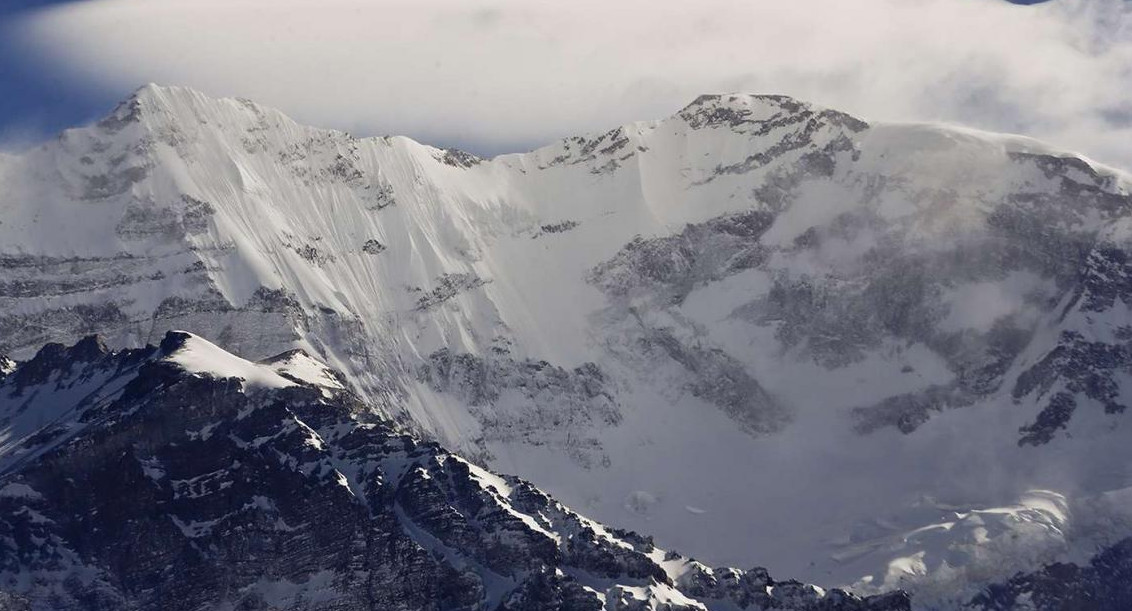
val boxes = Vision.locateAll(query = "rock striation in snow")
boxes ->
[0,332,911,611]
[3,85,1132,601]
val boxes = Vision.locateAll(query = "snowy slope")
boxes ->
[2,85,1132,604]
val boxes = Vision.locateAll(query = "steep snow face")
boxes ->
[0,333,909,611]
[2,85,1132,599]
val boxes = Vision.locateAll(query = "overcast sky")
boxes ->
[1,0,1130,168]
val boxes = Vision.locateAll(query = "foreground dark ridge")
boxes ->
[0,332,910,610]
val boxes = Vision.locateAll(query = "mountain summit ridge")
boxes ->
[106,83,1132,180]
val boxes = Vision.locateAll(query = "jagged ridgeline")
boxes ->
[3,85,1132,603]
[0,333,910,611]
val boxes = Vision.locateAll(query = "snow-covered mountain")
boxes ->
[3,85,1132,603]
[0,332,911,611]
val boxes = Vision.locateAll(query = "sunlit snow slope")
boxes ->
[3,85,1132,604]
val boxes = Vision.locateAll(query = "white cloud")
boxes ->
[9,0,1132,166]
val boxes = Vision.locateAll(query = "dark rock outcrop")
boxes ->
[970,537,1132,610]
[0,333,908,611]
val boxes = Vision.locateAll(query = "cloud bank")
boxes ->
[8,0,1132,166]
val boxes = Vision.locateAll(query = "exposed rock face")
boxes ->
[587,209,789,435]
[413,273,490,312]
[0,334,908,611]
[583,137,1132,443]
[969,538,1132,611]
[417,343,620,467]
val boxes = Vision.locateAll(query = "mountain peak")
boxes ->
[676,92,869,134]
[96,83,185,130]
[157,329,193,354]
[684,92,808,111]
[10,334,111,389]
[158,331,297,390]
[94,83,288,138]
[128,81,183,103]
[125,83,232,110]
